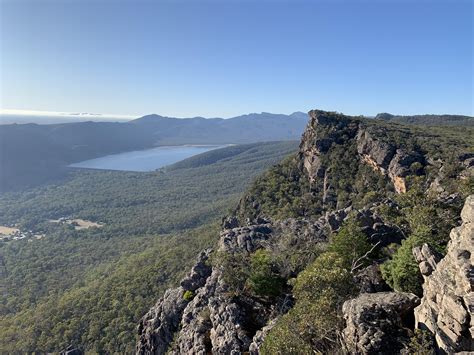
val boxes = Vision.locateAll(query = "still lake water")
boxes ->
[69,145,225,172]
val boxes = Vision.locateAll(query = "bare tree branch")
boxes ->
[351,240,381,273]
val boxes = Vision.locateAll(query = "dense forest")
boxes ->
[374,112,474,126]
[0,141,298,353]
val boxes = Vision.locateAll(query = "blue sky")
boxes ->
[1,0,472,118]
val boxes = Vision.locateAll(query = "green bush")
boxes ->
[327,217,373,271]
[246,249,285,298]
[261,252,356,354]
[406,329,436,355]
[213,251,250,294]
[183,290,194,301]
[380,182,450,295]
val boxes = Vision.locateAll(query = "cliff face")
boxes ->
[413,195,474,353]
[136,110,472,354]
[300,110,425,194]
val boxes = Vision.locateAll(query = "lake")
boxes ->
[69,145,226,172]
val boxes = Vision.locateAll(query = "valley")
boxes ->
[0,141,298,353]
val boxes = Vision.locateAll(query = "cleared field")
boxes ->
[70,219,104,230]
[49,218,103,230]
[0,225,19,235]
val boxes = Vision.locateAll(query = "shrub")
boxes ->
[261,252,356,353]
[246,249,285,297]
[381,233,431,296]
[406,329,436,355]
[183,290,194,301]
[213,251,250,294]
[327,217,373,271]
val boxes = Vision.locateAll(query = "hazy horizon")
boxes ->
[1,0,472,118]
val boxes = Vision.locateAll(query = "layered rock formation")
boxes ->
[413,194,474,353]
[300,110,425,194]
[342,292,420,354]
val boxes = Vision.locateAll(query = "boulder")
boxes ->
[342,292,420,354]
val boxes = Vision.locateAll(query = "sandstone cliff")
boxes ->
[413,194,473,353]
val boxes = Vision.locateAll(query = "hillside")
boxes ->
[137,110,473,354]
[0,141,298,353]
[0,112,307,192]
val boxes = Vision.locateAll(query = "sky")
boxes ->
[0,0,472,119]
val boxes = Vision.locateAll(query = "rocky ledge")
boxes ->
[342,292,420,354]
[136,204,400,354]
[413,194,473,353]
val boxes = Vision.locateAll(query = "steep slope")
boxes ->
[413,195,473,353]
[136,109,473,354]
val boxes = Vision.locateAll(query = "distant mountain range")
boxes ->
[0,112,308,192]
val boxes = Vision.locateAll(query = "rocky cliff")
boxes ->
[413,195,473,353]
[300,110,425,194]
[136,206,401,354]
[136,110,473,354]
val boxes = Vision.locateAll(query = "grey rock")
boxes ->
[357,129,396,169]
[249,318,278,354]
[342,292,420,354]
[412,244,443,276]
[354,264,391,293]
[136,250,212,355]
[414,195,474,353]
[219,224,273,254]
[180,250,212,292]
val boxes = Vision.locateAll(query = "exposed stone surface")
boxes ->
[136,250,212,354]
[357,129,424,194]
[354,264,391,293]
[137,206,403,354]
[414,194,474,354]
[300,110,428,194]
[219,224,273,254]
[136,110,471,355]
[249,318,278,354]
[299,110,359,183]
[342,292,420,354]
[356,129,396,171]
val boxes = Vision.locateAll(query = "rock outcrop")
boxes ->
[136,110,472,355]
[300,110,427,194]
[136,250,212,354]
[342,292,420,354]
[299,110,359,183]
[356,128,424,194]
[413,194,474,353]
[136,203,403,354]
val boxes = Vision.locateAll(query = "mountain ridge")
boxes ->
[136,109,473,354]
